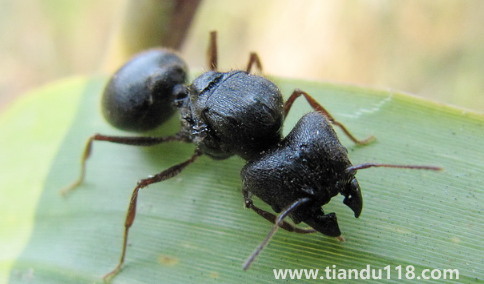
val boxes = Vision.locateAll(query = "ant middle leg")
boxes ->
[246,52,263,74]
[60,133,189,196]
[243,190,315,234]
[284,89,375,145]
[103,149,202,282]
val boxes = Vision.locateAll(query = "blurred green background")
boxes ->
[0,0,483,114]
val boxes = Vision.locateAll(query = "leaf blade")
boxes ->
[2,76,483,283]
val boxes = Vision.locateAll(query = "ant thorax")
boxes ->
[178,70,285,161]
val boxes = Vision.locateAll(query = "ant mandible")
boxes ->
[62,31,441,281]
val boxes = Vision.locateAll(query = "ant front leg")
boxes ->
[60,133,189,196]
[243,190,315,234]
[284,89,375,145]
[103,149,202,282]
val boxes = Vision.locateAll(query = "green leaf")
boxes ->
[1,75,482,283]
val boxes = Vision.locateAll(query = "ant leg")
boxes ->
[243,197,311,270]
[246,52,263,74]
[103,149,202,282]
[60,133,189,196]
[284,89,375,145]
[207,31,262,73]
[243,190,315,234]
[207,31,218,70]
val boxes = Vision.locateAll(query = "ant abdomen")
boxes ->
[102,49,188,132]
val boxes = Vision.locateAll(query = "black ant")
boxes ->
[62,31,441,281]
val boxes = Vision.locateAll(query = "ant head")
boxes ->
[102,49,188,132]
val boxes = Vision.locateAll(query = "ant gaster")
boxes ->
[62,31,441,281]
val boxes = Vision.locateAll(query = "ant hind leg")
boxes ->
[284,89,375,145]
[246,52,263,74]
[207,31,263,74]
[207,31,218,71]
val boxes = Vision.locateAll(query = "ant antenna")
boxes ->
[347,163,442,172]
[243,197,310,271]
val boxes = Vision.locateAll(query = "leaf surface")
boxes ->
[1,76,482,283]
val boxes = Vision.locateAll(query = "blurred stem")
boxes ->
[122,0,201,52]
[103,0,201,71]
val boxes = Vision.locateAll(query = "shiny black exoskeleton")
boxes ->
[63,31,440,281]
[102,49,188,132]
[176,70,284,161]
[102,50,284,162]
